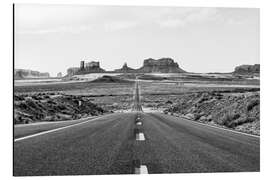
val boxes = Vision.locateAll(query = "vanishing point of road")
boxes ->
[13,79,260,176]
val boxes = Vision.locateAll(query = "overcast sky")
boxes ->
[15,4,259,76]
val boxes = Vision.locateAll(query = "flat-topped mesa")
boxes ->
[138,58,185,73]
[66,57,186,76]
[114,62,136,73]
[234,64,260,74]
[77,60,105,74]
[14,69,50,79]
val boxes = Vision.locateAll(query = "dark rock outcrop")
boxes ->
[234,64,260,74]
[14,69,50,79]
[67,57,186,75]
[114,63,135,73]
[138,58,185,73]
[77,61,105,74]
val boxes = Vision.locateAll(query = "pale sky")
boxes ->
[15,4,259,76]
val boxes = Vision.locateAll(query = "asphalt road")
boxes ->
[14,116,99,139]
[14,112,259,176]
[132,78,142,111]
[14,80,260,175]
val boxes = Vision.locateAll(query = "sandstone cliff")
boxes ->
[234,64,260,74]
[114,63,135,73]
[67,57,186,75]
[14,69,50,79]
[77,61,105,75]
[138,58,185,73]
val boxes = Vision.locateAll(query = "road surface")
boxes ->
[13,80,260,176]
[132,78,143,111]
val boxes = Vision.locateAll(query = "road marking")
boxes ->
[135,165,148,174]
[179,116,260,138]
[136,121,142,126]
[136,132,145,141]
[14,116,99,127]
[14,115,107,142]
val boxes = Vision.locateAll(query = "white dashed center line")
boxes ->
[136,132,145,141]
[135,165,149,174]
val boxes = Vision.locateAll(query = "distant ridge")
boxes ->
[66,57,186,76]
[14,69,50,79]
[233,64,260,75]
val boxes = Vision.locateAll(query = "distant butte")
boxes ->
[138,58,186,73]
[233,64,260,74]
[66,58,186,76]
[114,62,136,73]
[14,69,50,79]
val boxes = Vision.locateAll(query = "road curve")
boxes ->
[13,112,259,176]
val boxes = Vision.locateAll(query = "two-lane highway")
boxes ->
[14,112,260,175]
[13,80,259,176]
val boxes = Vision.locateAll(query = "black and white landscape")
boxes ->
[14,4,259,176]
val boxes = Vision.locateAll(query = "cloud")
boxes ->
[17,24,93,35]
[16,6,253,34]
[158,19,185,28]
[17,21,138,35]
[156,7,219,28]
[104,21,137,31]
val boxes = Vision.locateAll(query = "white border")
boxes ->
[1,0,269,180]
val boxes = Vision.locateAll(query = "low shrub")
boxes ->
[218,111,241,128]
[232,116,256,127]
[247,99,259,111]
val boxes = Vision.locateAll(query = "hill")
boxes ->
[91,75,131,83]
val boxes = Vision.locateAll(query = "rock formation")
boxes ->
[57,72,62,78]
[14,69,50,79]
[77,60,105,74]
[67,67,80,76]
[234,64,260,74]
[114,63,135,73]
[138,58,185,73]
[66,57,186,75]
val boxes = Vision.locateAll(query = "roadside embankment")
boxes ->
[14,92,107,124]
[163,90,260,135]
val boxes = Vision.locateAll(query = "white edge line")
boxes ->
[178,115,260,138]
[14,115,101,127]
[14,115,107,142]
[14,116,100,127]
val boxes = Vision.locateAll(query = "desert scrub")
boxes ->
[215,110,241,128]
[232,116,256,127]
[247,99,259,111]
[14,93,107,124]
